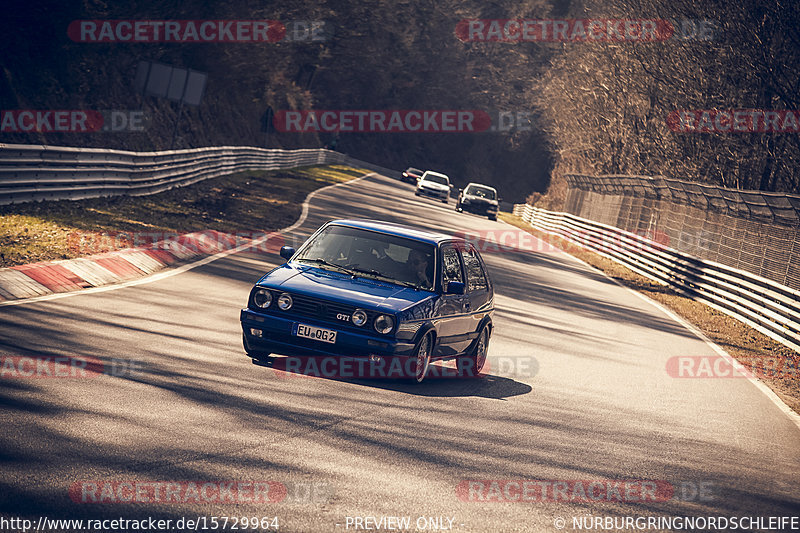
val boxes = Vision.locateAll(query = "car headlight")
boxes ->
[277,293,293,310]
[253,288,273,309]
[374,314,395,334]
[352,309,368,326]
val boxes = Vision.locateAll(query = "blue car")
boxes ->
[240,219,495,383]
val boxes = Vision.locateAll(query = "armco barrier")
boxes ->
[513,203,800,353]
[0,144,355,205]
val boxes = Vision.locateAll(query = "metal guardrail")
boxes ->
[513,203,800,353]
[0,144,351,205]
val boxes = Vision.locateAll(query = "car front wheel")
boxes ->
[412,332,433,383]
[457,325,490,377]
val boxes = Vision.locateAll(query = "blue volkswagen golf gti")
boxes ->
[240,219,494,383]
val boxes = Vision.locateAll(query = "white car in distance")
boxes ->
[414,171,451,204]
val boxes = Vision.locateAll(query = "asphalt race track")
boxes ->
[1,172,799,532]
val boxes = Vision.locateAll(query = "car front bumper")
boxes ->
[240,308,417,359]
[461,201,498,215]
[417,186,449,199]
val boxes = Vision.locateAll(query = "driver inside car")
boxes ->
[407,248,432,288]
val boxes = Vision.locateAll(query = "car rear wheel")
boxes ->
[488,214,497,221]
[457,326,490,377]
[412,333,433,383]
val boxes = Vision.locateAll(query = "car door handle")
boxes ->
[463,301,471,311]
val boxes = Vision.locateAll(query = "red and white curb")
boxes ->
[0,230,235,301]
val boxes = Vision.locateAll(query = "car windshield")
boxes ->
[423,174,448,185]
[466,185,496,199]
[293,225,436,291]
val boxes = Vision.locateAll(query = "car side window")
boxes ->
[461,245,488,292]
[441,246,464,288]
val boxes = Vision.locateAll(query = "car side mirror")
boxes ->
[279,246,295,260]
[458,188,463,194]
[445,281,465,295]
[498,196,503,202]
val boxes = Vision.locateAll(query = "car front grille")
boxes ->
[255,291,379,329]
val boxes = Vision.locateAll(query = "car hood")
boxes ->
[258,264,436,313]
[419,181,449,191]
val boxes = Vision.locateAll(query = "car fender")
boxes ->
[412,322,438,349]
[469,315,493,349]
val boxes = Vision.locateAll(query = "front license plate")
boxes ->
[295,323,337,344]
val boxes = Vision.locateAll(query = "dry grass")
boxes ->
[500,212,800,415]
[0,165,366,267]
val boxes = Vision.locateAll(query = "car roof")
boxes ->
[326,219,460,245]
[465,182,497,192]
[421,171,450,180]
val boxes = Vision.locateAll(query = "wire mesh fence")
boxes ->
[562,175,800,291]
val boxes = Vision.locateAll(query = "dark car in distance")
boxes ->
[456,182,500,220]
[401,167,424,184]
[240,219,494,383]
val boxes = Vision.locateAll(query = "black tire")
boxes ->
[411,332,433,383]
[488,214,497,221]
[441,199,448,204]
[457,326,490,377]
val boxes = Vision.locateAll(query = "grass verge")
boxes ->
[499,211,800,416]
[0,165,367,267]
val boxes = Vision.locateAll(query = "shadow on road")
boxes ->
[251,356,532,400]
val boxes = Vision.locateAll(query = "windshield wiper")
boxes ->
[298,259,427,290]
[348,266,386,278]
[296,257,358,277]
[349,267,425,291]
